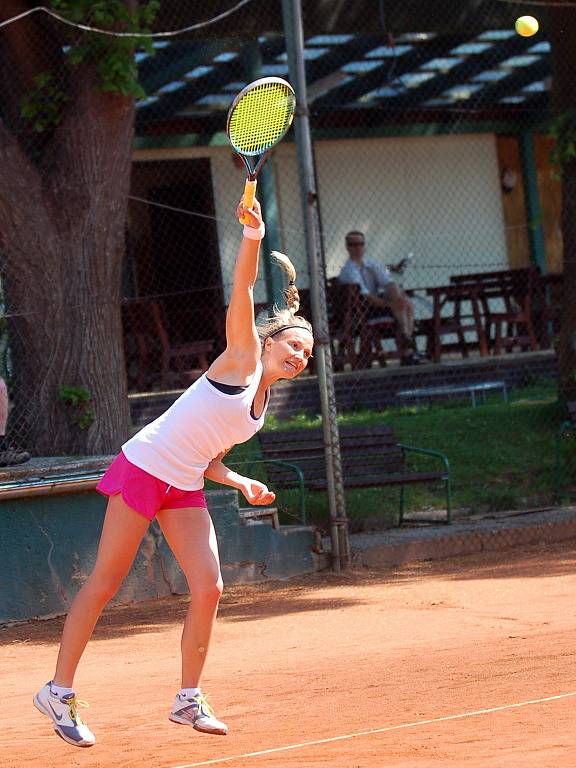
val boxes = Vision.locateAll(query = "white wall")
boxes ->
[316,133,508,293]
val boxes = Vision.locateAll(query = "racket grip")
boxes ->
[240,179,257,224]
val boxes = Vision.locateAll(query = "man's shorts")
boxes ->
[96,451,207,521]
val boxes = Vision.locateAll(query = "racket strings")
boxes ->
[228,83,295,155]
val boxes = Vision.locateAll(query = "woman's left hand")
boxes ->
[238,476,276,506]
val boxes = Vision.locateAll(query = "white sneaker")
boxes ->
[33,682,96,747]
[169,692,228,735]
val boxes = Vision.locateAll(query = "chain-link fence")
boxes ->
[0,1,574,529]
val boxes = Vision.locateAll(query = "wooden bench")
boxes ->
[327,280,431,368]
[326,280,398,370]
[555,401,576,500]
[325,280,362,370]
[450,268,539,354]
[425,283,488,362]
[256,424,452,525]
[533,272,563,349]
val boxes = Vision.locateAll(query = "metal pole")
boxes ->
[520,131,546,274]
[259,163,285,305]
[281,0,350,570]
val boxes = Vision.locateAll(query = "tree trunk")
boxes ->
[548,6,576,402]
[556,157,576,402]
[0,62,133,454]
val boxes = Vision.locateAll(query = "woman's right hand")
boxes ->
[237,197,262,230]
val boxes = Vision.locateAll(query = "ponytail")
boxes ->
[256,251,313,343]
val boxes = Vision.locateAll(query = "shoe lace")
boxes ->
[191,694,215,717]
[66,696,89,724]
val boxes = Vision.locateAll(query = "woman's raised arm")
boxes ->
[206,199,265,382]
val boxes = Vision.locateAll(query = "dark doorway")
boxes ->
[128,158,224,338]
[124,158,225,389]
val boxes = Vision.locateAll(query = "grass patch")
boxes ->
[215,383,571,532]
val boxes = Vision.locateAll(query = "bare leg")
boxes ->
[404,293,415,338]
[156,506,223,688]
[383,284,415,354]
[53,495,149,687]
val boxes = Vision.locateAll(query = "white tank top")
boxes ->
[122,361,269,490]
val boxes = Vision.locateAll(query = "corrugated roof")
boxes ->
[136,29,550,132]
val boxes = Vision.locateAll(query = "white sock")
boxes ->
[50,682,75,699]
[179,687,202,699]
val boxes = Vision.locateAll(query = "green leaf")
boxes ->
[52,0,160,97]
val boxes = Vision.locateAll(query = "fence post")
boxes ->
[281,0,350,570]
[520,131,547,274]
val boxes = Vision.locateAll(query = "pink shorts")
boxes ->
[96,451,207,521]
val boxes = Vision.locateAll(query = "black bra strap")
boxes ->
[207,377,248,395]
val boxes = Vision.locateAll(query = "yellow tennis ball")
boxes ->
[515,15,539,37]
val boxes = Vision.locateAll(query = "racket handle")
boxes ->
[243,179,257,209]
[240,179,257,224]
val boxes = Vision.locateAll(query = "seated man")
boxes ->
[338,230,421,366]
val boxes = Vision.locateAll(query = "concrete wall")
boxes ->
[0,484,321,625]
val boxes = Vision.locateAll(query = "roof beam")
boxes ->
[473,59,549,106]
[391,34,544,109]
[304,35,383,83]
[137,38,288,126]
[139,40,235,94]
[136,55,249,127]
[311,33,476,112]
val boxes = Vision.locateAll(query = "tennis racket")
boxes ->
[227,77,296,222]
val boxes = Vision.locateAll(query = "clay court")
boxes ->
[3,540,576,768]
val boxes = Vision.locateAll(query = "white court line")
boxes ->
[170,691,576,768]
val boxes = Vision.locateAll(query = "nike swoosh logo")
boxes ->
[47,699,63,721]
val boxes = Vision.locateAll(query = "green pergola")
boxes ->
[135,19,550,140]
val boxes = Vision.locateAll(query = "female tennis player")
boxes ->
[34,198,314,747]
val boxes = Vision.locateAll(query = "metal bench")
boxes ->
[397,380,508,408]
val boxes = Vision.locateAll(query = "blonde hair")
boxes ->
[256,251,313,343]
